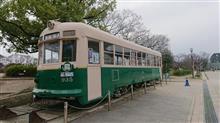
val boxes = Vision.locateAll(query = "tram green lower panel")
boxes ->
[33,68,89,105]
[101,67,161,96]
[33,67,160,105]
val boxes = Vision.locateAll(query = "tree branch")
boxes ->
[0,18,38,37]
[83,4,112,20]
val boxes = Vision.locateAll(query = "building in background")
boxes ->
[209,53,220,70]
[0,53,37,65]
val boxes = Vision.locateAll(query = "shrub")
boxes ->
[0,68,4,73]
[172,69,192,76]
[5,64,37,77]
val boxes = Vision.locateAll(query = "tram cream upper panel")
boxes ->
[39,22,160,56]
[38,22,161,70]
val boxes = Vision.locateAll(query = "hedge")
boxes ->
[5,64,37,77]
[0,68,4,73]
[172,69,192,76]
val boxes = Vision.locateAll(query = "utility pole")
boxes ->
[190,48,195,78]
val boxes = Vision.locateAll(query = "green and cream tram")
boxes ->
[33,20,162,105]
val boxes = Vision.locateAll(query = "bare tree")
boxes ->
[173,52,209,71]
[103,9,169,52]
[103,9,150,44]
[173,54,185,70]
[139,34,169,52]
[193,52,209,71]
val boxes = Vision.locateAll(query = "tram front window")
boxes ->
[62,40,76,62]
[44,41,60,64]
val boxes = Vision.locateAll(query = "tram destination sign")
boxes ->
[60,62,74,82]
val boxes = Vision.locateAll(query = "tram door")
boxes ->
[87,40,101,101]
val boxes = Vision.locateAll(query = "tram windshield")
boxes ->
[44,41,60,64]
[62,40,76,62]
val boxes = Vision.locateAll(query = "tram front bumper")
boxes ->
[32,88,82,98]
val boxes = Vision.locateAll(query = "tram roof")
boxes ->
[40,21,161,56]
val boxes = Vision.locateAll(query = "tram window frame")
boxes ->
[124,48,130,66]
[115,45,123,65]
[137,52,142,66]
[88,40,100,64]
[62,40,77,62]
[104,42,114,65]
[44,40,60,64]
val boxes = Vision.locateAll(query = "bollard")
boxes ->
[160,79,162,86]
[144,82,147,94]
[131,84,134,99]
[108,90,111,111]
[185,78,190,86]
[64,102,68,123]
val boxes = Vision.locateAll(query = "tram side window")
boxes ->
[124,48,130,66]
[62,40,76,62]
[147,54,150,66]
[151,55,154,66]
[131,50,136,66]
[152,55,155,66]
[153,56,157,66]
[104,42,114,64]
[142,53,146,66]
[157,57,160,67]
[44,41,60,64]
[38,44,43,65]
[149,54,152,66]
[88,41,100,64]
[160,57,162,66]
[115,45,123,65]
[154,56,156,66]
[137,52,142,66]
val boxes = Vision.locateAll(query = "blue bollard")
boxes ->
[185,78,190,86]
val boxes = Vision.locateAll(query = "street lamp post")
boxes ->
[190,48,195,78]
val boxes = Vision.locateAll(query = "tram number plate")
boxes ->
[60,72,74,77]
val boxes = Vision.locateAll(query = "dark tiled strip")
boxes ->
[203,81,218,123]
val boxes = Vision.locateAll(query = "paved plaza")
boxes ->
[204,71,220,122]
[71,74,208,123]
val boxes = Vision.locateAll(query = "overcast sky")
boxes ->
[117,0,220,55]
[0,0,219,57]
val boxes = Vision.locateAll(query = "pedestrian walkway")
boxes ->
[71,78,204,123]
[204,71,220,122]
